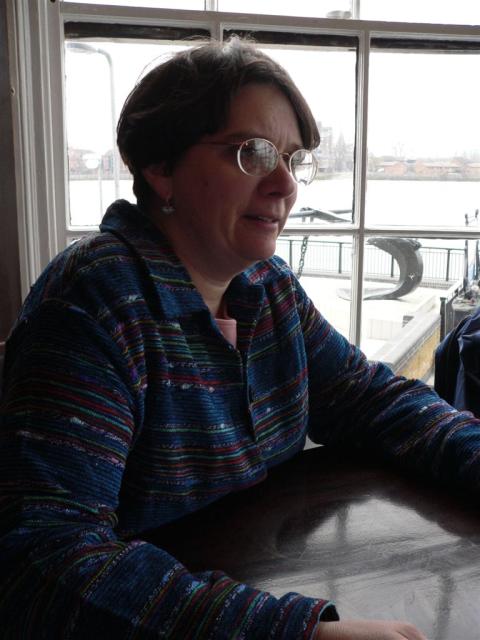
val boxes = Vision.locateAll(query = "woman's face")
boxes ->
[150,83,302,283]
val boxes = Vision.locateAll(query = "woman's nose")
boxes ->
[259,157,297,198]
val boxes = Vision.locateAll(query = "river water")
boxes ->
[70,176,480,232]
[293,176,480,230]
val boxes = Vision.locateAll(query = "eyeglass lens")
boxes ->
[237,139,277,176]
[237,138,316,185]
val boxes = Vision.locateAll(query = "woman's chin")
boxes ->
[243,244,277,264]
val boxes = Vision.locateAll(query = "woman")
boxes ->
[1,37,475,639]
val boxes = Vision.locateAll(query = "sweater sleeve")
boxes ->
[0,301,337,639]
[295,281,480,492]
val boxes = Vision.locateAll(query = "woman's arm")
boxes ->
[0,301,336,638]
[296,280,480,492]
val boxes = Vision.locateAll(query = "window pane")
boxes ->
[277,234,353,341]
[366,48,480,228]
[64,0,204,8]
[360,0,480,24]
[219,0,352,18]
[359,235,478,382]
[257,45,356,229]
[65,40,197,227]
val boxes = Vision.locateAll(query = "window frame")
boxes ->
[8,0,480,345]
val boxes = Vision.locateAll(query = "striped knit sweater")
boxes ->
[1,200,479,638]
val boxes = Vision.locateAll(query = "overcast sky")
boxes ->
[65,1,480,159]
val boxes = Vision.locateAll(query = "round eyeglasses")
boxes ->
[197,137,317,185]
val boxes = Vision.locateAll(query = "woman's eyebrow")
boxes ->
[219,130,259,141]
[219,131,304,151]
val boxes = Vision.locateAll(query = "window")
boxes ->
[219,1,353,18]
[367,42,480,230]
[65,38,200,227]
[68,0,205,8]
[10,1,480,383]
[360,0,480,24]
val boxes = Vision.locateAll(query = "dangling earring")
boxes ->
[161,198,175,215]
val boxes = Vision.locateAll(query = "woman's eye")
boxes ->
[242,148,258,158]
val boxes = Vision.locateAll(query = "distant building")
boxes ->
[376,161,407,176]
[315,122,333,172]
[465,163,480,178]
[414,160,463,178]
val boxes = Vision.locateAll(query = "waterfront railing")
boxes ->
[277,237,464,286]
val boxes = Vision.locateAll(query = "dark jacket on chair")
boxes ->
[435,305,480,417]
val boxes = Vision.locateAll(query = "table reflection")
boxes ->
[142,446,480,640]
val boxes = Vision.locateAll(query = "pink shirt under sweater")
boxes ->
[215,317,237,348]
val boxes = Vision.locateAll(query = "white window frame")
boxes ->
[7,0,480,345]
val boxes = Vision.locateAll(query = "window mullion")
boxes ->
[352,0,361,20]
[349,27,370,346]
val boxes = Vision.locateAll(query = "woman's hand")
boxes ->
[314,619,428,640]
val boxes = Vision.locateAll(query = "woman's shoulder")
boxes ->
[48,228,130,282]
[19,228,144,325]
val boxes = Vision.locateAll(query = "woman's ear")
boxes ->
[142,164,173,201]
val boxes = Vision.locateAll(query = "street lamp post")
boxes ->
[66,42,121,200]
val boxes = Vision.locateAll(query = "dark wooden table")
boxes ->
[147,446,480,640]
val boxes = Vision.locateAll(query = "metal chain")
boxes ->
[296,235,310,278]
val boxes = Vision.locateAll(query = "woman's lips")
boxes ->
[244,214,280,224]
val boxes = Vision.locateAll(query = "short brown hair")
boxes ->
[117,36,320,211]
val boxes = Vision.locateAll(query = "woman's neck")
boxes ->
[152,213,236,317]
[192,274,230,318]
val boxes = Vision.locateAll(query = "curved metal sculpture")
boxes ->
[287,207,424,301]
[363,237,423,300]
[338,238,423,301]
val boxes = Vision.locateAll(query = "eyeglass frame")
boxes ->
[194,137,318,185]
